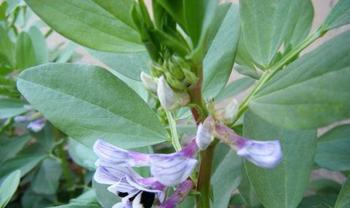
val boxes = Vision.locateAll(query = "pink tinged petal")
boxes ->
[180,139,198,157]
[237,139,283,168]
[93,139,150,167]
[160,180,193,208]
[150,154,197,186]
[27,118,46,132]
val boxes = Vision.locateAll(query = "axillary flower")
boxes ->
[93,139,198,207]
[196,116,283,168]
[14,107,46,132]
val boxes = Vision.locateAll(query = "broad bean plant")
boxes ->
[1,0,350,207]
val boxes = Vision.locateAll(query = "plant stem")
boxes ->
[231,29,324,126]
[166,111,182,151]
[188,65,214,208]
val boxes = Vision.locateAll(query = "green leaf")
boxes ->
[90,50,150,81]
[52,189,101,208]
[0,98,26,119]
[0,154,46,178]
[244,111,317,208]
[0,135,31,163]
[239,0,309,67]
[17,63,166,148]
[157,0,216,48]
[323,0,350,31]
[284,0,314,48]
[93,180,120,208]
[28,26,48,64]
[315,124,350,171]
[31,158,62,195]
[21,188,54,208]
[238,168,261,208]
[335,179,350,208]
[68,139,97,170]
[0,26,15,67]
[250,31,350,129]
[0,170,21,208]
[91,0,135,29]
[211,148,242,208]
[215,77,255,102]
[202,4,240,99]
[298,195,337,208]
[16,32,37,69]
[24,0,143,53]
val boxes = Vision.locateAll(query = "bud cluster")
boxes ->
[151,56,198,91]
[141,56,197,111]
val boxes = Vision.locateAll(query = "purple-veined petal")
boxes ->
[93,139,150,167]
[27,118,46,132]
[236,139,282,168]
[94,165,137,185]
[150,153,197,186]
[160,180,193,208]
[212,118,283,168]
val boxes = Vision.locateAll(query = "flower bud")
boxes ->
[164,72,187,91]
[236,139,282,168]
[140,72,158,93]
[214,98,238,124]
[195,117,215,150]
[157,76,189,111]
[183,69,198,84]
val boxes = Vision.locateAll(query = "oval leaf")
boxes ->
[24,0,143,53]
[323,0,350,31]
[250,31,350,129]
[203,4,240,99]
[240,0,311,67]
[17,63,166,148]
[0,170,21,208]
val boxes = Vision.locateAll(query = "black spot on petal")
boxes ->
[140,192,155,208]
[117,192,128,197]
[129,191,141,202]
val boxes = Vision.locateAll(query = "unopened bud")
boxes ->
[214,98,238,124]
[157,76,189,111]
[165,72,187,91]
[195,117,215,150]
[140,72,158,93]
[183,69,198,84]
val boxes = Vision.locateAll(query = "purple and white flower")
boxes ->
[196,116,283,168]
[94,164,165,208]
[14,111,46,132]
[93,139,198,207]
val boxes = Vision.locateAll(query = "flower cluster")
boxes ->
[94,75,283,207]
[93,139,197,208]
